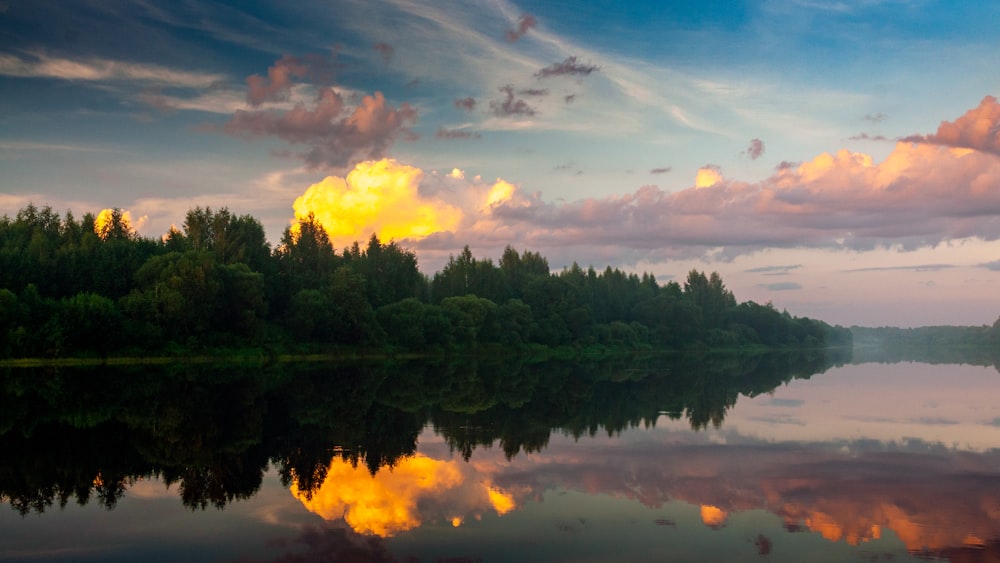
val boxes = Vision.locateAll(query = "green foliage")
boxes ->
[0,204,856,358]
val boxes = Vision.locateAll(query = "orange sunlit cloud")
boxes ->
[94,208,145,239]
[290,454,518,537]
[699,504,728,528]
[290,158,522,249]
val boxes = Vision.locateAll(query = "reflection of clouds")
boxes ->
[766,398,804,407]
[747,415,806,426]
[433,427,1000,555]
[126,478,177,499]
[727,363,1000,451]
[290,454,517,537]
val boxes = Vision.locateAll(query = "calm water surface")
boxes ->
[1,354,998,562]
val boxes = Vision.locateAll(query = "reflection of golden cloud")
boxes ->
[291,159,462,248]
[699,504,728,528]
[487,486,515,515]
[291,454,517,537]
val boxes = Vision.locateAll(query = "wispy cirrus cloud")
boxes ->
[0,52,223,87]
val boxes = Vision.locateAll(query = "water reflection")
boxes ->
[1,349,999,562]
[291,454,516,537]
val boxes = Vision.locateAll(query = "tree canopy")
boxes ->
[0,204,854,358]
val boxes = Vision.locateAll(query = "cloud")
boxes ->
[435,127,480,140]
[564,94,576,104]
[519,88,549,97]
[372,42,394,63]
[534,56,600,79]
[504,13,536,42]
[864,112,887,124]
[224,88,417,169]
[694,165,722,188]
[289,159,465,249]
[137,88,177,113]
[286,158,524,251]
[425,135,1000,261]
[245,52,339,106]
[275,98,1000,265]
[460,137,1000,256]
[650,167,672,175]
[849,132,891,142]
[454,97,476,111]
[843,264,955,273]
[0,53,222,87]
[0,141,125,153]
[742,138,765,160]
[759,282,803,291]
[745,265,802,274]
[904,95,1000,156]
[489,85,536,117]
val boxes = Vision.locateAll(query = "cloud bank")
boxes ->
[290,92,1000,265]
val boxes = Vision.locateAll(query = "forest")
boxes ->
[0,204,853,359]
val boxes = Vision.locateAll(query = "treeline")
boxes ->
[851,324,1000,365]
[0,204,852,358]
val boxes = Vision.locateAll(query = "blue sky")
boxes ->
[3,0,1000,327]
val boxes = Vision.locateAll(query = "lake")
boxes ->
[1,352,999,562]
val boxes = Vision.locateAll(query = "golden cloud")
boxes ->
[290,159,522,249]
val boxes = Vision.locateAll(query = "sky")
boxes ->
[2,0,1000,327]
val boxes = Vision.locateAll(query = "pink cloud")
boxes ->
[224,88,417,169]
[504,14,536,42]
[742,138,765,160]
[904,95,1000,156]
[409,138,1000,263]
[245,53,339,106]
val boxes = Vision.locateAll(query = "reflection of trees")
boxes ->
[0,350,842,513]
[430,350,843,458]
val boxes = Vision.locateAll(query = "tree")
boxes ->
[124,251,224,339]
